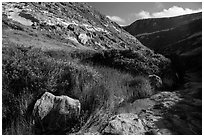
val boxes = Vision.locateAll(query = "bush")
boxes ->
[2,45,108,134]
[76,48,170,76]
[2,44,170,134]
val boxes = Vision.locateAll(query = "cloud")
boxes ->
[155,2,164,9]
[135,6,202,19]
[136,11,151,19]
[106,15,126,24]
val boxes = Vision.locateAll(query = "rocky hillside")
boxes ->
[2,2,202,135]
[3,2,144,51]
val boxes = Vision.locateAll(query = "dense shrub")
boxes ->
[2,44,170,134]
[74,48,170,76]
[2,45,108,134]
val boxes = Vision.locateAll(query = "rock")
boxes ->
[150,91,182,103]
[33,92,81,134]
[33,92,55,120]
[116,98,155,114]
[148,74,162,90]
[78,33,89,44]
[102,113,146,135]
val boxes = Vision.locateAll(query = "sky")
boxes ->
[89,2,202,26]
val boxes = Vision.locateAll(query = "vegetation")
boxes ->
[72,48,170,76]
[2,45,158,134]
[2,45,104,134]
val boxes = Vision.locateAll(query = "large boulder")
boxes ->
[33,92,81,134]
[102,113,146,135]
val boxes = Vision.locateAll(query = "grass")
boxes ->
[2,45,107,134]
[2,44,166,134]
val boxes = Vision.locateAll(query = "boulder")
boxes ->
[33,92,81,134]
[148,74,162,90]
[78,33,89,44]
[33,92,55,120]
[102,113,146,135]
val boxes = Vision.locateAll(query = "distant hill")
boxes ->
[124,12,202,82]
[124,12,201,35]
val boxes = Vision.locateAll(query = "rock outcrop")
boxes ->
[33,92,81,134]
[148,74,162,90]
[139,88,202,135]
[113,82,202,135]
[102,113,146,135]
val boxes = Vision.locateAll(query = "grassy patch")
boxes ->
[2,45,108,134]
[2,44,170,134]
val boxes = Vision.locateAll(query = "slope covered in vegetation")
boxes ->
[2,2,201,135]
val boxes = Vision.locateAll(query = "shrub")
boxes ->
[77,48,170,76]
[2,44,170,134]
[2,45,108,134]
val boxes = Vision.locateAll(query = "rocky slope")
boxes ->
[2,2,201,135]
[3,2,144,51]
[103,83,202,135]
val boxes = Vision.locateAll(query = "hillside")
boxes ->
[123,12,201,53]
[124,12,201,37]
[2,2,202,135]
[3,2,145,51]
[124,12,202,83]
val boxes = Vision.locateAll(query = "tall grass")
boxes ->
[77,66,153,133]
[2,45,108,134]
[2,45,157,134]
